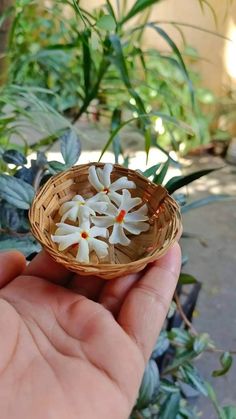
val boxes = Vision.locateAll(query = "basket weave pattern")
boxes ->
[29,163,181,279]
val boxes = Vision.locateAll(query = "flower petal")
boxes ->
[102,202,118,217]
[52,233,80,251]
[90,202,108,214]
[59,201,73,216]
[90,238,108,259]
[120,189,142,212]
[76,238,89,263]
[91,215,114,228]
[61,207,79,222]
[97,163,113,188]
[55,223,80,234]
[125,204,148,222]
[88,166,103,191]
[109,223,130,246]
[90,226,108,238]
[110,177,136,192]
[123,221,149,235]
[108,191,122,206]
[72,194,85,202]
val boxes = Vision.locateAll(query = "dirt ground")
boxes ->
[180,158,236,418]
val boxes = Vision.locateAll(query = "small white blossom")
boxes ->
[92,189,149,246]
[59,194,107,223]
[51,221,108,263]
[88,163,136,204]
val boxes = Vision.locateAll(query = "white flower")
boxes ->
[51,221,109,263]
[88,163,136,204]
[59,194,107,223]
[92,189,149,246]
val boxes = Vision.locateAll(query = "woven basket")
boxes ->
[29,163,181,279]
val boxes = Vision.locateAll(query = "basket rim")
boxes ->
[29,162,181,269]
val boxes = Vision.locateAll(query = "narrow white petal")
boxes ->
[59,201,73,216]
[109,223,130,246]
[91,215,114,228]
[90,226,108,238]
[61,206,79,222]
[52,233,80,251]
[108,191,122,206]
[90,238,108,259]
[123,221,149,235]
[98,163,113,188]
[110,177,136,192]
[125,205,148,222]
[88,166,103,192]
[80,205,95,219]
[72,195,85,202]
[120,189,142,212]
[76,239,89,263]
[55,223,80,234]
[102,202,118,216]
[79,220,91,231]
[87,192,110,204]
[91,202,108,214]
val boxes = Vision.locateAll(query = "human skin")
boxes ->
[0,244,181,419]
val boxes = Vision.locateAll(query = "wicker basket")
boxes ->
[29,163,182,279]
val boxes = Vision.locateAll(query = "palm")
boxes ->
[0,247,180,419]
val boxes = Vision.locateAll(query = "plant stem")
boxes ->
[174,291,198,336]
[72,58,110,124]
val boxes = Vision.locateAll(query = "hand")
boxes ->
[0,244,181,419]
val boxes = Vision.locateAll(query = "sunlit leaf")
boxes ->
[165,167,220,194]
[97,14,116,31]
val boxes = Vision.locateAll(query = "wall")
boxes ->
[80,0,236,95]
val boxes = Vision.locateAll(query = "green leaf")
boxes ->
[165,167,220,194]
[97,14,116,31]
[60,130,81,167]
[0,175,35,209]
[181,195,235,213]
[99,113,192,161]
[142,163,162,178]
[149,24,194,106]
[121,0,161,24]
[48,161,67,175]
[136,359,160,409]
[159,392,181,419]
[2,149,27,166]
[220,406,236,419]
[178,273,197,285]
[193,333,210,354]
[152,331,170,358]
[153,159,170,185]
[144,127,152,158]
[212,352,233,377]
[0,236,41,257]
[179,363,208,396]
[111,108,122,163]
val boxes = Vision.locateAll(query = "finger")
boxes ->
[118,243,181,362]
[99,271,142,316]
[0,251,26,287]
[24,250,73,285]
[68,275,105,300]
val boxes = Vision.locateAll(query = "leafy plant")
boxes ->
[4,0,218,156]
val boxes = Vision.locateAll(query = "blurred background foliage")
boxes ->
[0,0,232,158]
